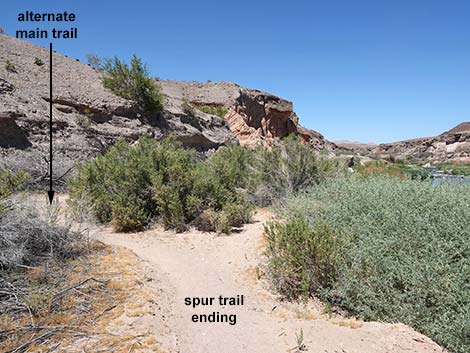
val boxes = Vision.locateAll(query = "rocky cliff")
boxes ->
[370,123,470,164]
[0,35,332,184]
[159,80,334,149]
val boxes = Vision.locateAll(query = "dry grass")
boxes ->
[272,303,363,329]
[0,243,164,353]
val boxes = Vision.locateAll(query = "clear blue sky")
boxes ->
[2,0,469,143]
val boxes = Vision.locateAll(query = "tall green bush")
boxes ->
[102,55,163,113]
[249,136,341,205]
[265,218,340,299]
[268,176,470,353]
[70,136,340,233]
[0,170,29,215]
[0,170,28,200]
[69,137,253,233]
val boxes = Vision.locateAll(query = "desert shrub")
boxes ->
[5,60,17,73]
[223,201,254,228]
[70,135,338,232]
[69,137,167,231]
[181,99,196,116]
[70,137,253,233]
[34,57,44,66]
[76,114,92,129]
[270,176,470,353]
[355,160,431,180]
[249,136,341,205]
[0,201,84,268]
[265,218,340,299]
[451,164,470,176]
[86,53,102,70]
[70,136,338,232]
[205,143,252,191]
[151,140,196,232]
[189,144,254,231]
[194,103,228,118]
[0,170,28,200]
[437,162,470,176]
[102,55,163,113]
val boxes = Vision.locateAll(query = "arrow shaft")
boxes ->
[49,42,53,191]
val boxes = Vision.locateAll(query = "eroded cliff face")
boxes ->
[371,123,470,164]
[160,81,334,150]
[0,35,333,185]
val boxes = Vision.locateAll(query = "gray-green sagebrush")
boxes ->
[267,176,470,353]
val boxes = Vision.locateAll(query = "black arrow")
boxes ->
[48,42,55,205]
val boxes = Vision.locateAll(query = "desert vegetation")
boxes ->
[436,162,470,176]
[86,53,102,70]
[5,60,17,73]
[354,159,431,180]
[193,103,229,118]
[33,57,44,66]
[69,135,337,233]
[265,176,470,353]
[101,55,164,114]
[0,171,161,352]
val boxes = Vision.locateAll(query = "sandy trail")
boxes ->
[93,211,444,353]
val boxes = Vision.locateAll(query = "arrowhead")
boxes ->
[48,190,55,205]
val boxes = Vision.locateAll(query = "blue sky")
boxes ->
[2,0,469,143]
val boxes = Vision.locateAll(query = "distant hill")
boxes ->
[445,122,470,135]
[334,140,378,149]
[370,122,470,164]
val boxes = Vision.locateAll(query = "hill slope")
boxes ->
[371,122,470,163]
[336,123,470,164]
[0,35,333,185]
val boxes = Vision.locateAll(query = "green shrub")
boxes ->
[34,57,44,66]
[249,136,341,205]
[0,170,29,215]
[355,161,431,180]
[70,137,253,233]
[265,218,340,299]
[213,212,231,234]
[0,170,28,200]
[102,55,164,113]
[188,144,254,233]
[437,163,470,176]
[451,164,470,176]
[205,143,252,191]
[151,141,196,232]
[223,202,254,228]
[70,137,182,231]
[194,204,253,234]
[70,136,339,233]
[5,60,17,73]
[194,103,228,118]
[270,176,470,353]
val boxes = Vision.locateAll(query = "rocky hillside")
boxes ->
[0,35,332,185]
[336,123,470,164]
[160,80,334,149]
[370,123,470,164]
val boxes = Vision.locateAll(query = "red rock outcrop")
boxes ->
[160,81,335,150]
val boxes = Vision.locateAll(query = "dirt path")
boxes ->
[93,211,444,353]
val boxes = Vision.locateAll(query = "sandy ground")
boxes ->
[91,210,446,353]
